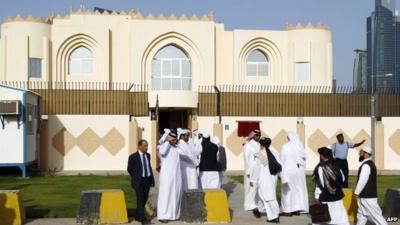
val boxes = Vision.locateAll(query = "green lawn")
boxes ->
[230,175,399,206]
[0,175,136,218]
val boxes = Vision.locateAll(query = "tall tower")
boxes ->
[367,0,400,93]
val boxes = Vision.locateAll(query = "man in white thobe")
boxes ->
[353,146,387,225]
[177,128,199,190]
[243,129,262,217]
[280,131,309,215]
[250,137,281,223]
[157,132,183,223]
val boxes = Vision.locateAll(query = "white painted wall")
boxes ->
[382,117,400,170]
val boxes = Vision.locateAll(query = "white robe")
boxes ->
[250,149,281,220]
[157,142,183,220]
[243,139,261,211]
[200,171,221,189]
[280,142,309,213]
[178,139,199,190]
[314,167,350,225]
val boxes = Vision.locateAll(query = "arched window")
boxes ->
[69,47,94,75]
[246,50,269,76]
[151,45,191,90]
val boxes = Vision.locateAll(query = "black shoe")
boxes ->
[267,217,280,223]
[280,212,292,217]
[159,220,169,223]
[253,208,261,218]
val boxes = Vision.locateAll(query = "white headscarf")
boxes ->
[287,131,306,165]
[158,128,171,145]
[177,128,190,139]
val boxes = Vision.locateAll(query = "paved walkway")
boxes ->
[23,175,393,225]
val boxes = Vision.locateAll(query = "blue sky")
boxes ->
[0,0,396,85]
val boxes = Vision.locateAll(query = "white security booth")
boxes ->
[0,85,40,177]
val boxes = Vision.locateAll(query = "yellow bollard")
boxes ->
[99,189,128,224]
[342,188,358,222]
[204,189,231,223]
[0,190,25,225]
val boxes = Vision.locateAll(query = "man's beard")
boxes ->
[359,156,365,162]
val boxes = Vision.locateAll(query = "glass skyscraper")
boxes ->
[353,49,368,91]
[367,0,400,93]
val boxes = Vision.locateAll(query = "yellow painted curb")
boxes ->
[0,190,25,225]
[99,189,128,224]
[342,188,358,222]
[204,189,230,223]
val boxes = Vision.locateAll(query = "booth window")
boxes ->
[28,58,42,78]
[237,121,260,137]
[26,104,35,134]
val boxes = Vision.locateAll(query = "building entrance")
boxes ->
[158,110,189,133]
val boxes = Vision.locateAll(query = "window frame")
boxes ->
[28,58,42,78]
[68,46,95,76]
[246,50,269,77]
[294,62,311,82]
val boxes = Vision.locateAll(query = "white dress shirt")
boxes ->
[138,151,151,177]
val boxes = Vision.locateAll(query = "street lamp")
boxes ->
[370,73,392,161]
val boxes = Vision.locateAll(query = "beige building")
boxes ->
[8,10,394,174]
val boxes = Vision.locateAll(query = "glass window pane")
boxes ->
[171,60,180,76]
[258,64,268,76]
[182,60,191,77]
[162,78,171,90]
[182,78,191,90]
[295,62,310,81]
[171,78,181,90]
[154,45,188,59]
[247,50,268,62]
[152,60,161,77]
[162,60,172,76]
[69,47,94,75]
[152,77,161,90]
[247,64,257,76]
[28,58,41,78]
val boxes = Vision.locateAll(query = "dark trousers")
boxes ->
[133,177,152,222]
[335,158,349,188]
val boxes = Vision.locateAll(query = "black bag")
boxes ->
[309,203,331,223]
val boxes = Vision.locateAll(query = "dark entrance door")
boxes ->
[158,110,188,133]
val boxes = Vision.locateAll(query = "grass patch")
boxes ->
[0,175,136,218]
[230,175,399,206]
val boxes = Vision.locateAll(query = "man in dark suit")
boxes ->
[127,139,155,224]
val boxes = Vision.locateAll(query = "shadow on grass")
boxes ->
[25,205,50,218]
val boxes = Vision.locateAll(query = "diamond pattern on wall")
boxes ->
[52,128,77,156]
[389,129,400,156]
[271,130,288,152]
[77,128,102,156]
[103,128,125,156]
[51,127,126,156]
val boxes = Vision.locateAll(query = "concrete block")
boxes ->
[77,189,128,225]
[383,188,400,218]
[181,189,206,223]
[0,190,25,225]
[99,190,128,224]
[76,190,102,225]
[204,189,230,223]
[342,188,358,222]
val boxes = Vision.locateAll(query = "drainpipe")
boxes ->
[214,86,221,124]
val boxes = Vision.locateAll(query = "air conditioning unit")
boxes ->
[0,101,22,115]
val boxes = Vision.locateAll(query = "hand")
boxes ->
[249,182,254,187]
[352,193,359,201]
[282,182,289,188]
[246,174,250,178]
[314,198,321,205]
